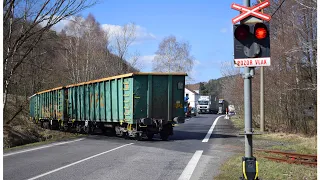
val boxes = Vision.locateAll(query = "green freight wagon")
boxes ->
[29,72,187,140]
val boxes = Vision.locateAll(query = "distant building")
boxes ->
[185,87,200,108]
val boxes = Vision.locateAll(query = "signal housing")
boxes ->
[233,22,270,59]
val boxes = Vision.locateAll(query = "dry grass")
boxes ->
[254,133,317,154]
[230,115,245,130]
[3,122,86,150]
[3,94,86,150]
[215,116,317,180]
[215,152,317,180]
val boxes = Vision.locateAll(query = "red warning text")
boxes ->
[234,57,271,67]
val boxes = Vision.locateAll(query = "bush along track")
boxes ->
[4,124,86,151]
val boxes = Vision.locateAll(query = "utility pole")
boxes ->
[242,0,254,161]
[259,0,265,133]
[260,67,264,132]
[232,0,271,179]
[240,0,257,177]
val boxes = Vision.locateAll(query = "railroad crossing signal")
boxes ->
[231,0,271,67]
[231,0,271,24]
[233,22,270,67]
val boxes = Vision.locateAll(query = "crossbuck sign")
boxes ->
[231,0,271,24]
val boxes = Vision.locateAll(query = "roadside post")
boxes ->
[231,0,271,179]
[225,108,229,119]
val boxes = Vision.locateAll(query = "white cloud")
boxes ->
[46,17,156,45]
[51,19,70,32]
[139,54,156,64]
[101,24,122,36]
[138,54,156,71]
[101,24,156,45]
[39,16,75,33]
[135,25,157,41]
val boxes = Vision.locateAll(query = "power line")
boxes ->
[271,0,286,17]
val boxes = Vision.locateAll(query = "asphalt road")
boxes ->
[4,114,243,180]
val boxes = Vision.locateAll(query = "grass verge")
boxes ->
[229,115,245,130]
[3,123,88,152]
[215,115,317,180]
[215,151,316,180]
[4,130,87,153]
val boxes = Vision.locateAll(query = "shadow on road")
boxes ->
[84,116,241,142]
[84,127,240,142]
[67,117,243,154]
[170,130,239,141]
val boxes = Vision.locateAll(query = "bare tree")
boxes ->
[3,0,96,109]
[127,50,142,70]
[152,35,195,75]
[113,23,136,60]
[219,61,243,110]
[107,23,139,73]
[60,14,108,83]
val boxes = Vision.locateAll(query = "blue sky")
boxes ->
[77,0,248,83]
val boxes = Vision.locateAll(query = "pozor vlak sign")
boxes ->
[234,57,270,67]
[231,0,271,68]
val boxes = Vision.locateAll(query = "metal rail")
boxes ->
[263,156,317,167]
[257,149,317,167]
[256,149,317,159]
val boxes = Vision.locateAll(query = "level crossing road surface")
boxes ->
[4,114,243,180]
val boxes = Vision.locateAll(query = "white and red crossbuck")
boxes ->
[231,0,271,24]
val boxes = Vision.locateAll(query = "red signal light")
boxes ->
[234,25,249,40]
[255,27,267,39]
[254,23,268,40]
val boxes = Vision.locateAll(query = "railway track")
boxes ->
[256,149,317,167]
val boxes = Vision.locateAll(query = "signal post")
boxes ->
[231,0,271,180]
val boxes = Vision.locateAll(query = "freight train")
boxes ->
[29,72,187,140]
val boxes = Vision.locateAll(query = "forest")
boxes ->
[3,0,142,147]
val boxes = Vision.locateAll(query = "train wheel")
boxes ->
[63,124,70,132]
[90,126,95,134]
[135,133,142,141]
[76,124,82,133]
[83,125,90,134]
[147,133,154,140]
[120,131,128,139]
[43,121,50,129]
[160,132,169,141]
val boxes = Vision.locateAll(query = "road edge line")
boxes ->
[202,115,224,143]
[26,143,134,180]
[4,138,85,157]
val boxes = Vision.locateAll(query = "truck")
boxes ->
[196,96,219,114]
[217,99,229,114]
[196,96,229,114]
[29,72,187,141]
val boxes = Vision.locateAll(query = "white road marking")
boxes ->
[27,143,134,180]
[202,115,224,143]
[4,138,85,157]
[178,150,203,180]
